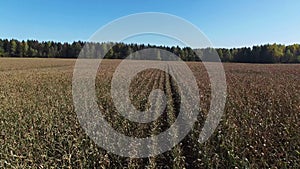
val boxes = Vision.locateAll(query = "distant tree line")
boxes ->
[0,39,299,63]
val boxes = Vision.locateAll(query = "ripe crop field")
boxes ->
[0,58,299,168]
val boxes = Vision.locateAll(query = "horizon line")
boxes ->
[1,37,299,49]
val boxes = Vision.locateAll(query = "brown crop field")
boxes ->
[0,58,299,168]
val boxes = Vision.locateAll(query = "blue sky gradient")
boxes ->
[0,0,299,48]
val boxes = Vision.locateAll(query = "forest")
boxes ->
[0,38,300,63]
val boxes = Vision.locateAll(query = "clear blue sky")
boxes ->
[0,0,299,48]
